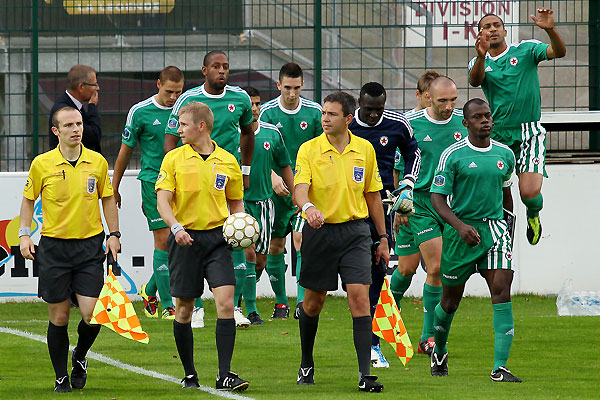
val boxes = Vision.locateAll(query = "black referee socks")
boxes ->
[47,322,69,379]
[74,319,101,360]
[299,306,319,368]
[216,318,236,377]
[173,320,196,377]
[353,315,372,380]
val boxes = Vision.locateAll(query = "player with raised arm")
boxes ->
[20,107,120,392]
[349,82,420,368]
[238,86,294,325]
[258,63,322,319]
[469,9,566,245]
[389,76,467,356]
[429,98,520,383]
[156,102,249,391]
[112,66,184,322]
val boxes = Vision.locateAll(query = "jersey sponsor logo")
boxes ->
[433,175,445,186]
[300,121,308,130]
[417,227,433,236]
[442,273,458,280]
[423,135,432,142]
[379,136,389,146]
[510,57,518,66]
[353,166,365,183]
[497,160,504,170]
[485,65,493,72]
[153,119,161,126]
[24,177,33,192]
[469,162,478,168]
[156,169,167,185]
[453,131,462,140]
[276,122,283,128]
[214,173,227,190]
[150,217,163,223]
[227,103,236,112]
[263,141,271,150]
[167,117,178,129]
[122,127,131,140]
[394,150,401,163]
[397,243,412,249]
[87,177,97,194]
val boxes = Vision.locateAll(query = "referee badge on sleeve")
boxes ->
[156,169,167,185]
[214,173,227,190]
[24,177,33,192]
[353,166,364,183]
[433,175,445,187]
[167,117,178,129]
[87,177,97,194]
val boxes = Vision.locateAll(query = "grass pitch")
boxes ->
[0,295,598,399]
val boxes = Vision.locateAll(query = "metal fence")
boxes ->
[0,0,595,171]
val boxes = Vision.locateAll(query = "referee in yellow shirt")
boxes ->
[293,92,390,392]
[19,107,121,393]
[156,102,249,392]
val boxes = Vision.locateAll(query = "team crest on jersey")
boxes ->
[380,136,389,146]
[168,118,178,129]
[533,157,540,165]
[156,169,167,185]
[497,160,504,170]
[300,121,308,130]
[453,132,462,141]
[433,175,445,187]
[87,177,97,194]
[505,251,512,260]
[263,141,271,150]
[353,166,364,183]
[394,149,401,163]
[510,57,518,66]
[214,173,227,190]
[227,103,236,112]
[122,128,131,140]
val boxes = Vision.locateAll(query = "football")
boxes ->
[222,212,260,249]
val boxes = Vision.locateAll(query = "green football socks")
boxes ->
[266,253,288,305]
[422,284,442,341]
[232,249,246,306]
[390,269,414,308]
[432,303,455,356]
[243,261,258,315]
[493,302,514,370]
[154,249,173,309]
[296,250,305,304]
[522,193,543,218]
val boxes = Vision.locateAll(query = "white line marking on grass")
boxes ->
[0,326,254,400]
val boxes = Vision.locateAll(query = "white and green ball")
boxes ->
[222,212,260,249]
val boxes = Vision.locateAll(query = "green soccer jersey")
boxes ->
[122,95,172,182]
[468,40,549,128]
[430,138,515,220]
[258,96,322,169]
[165,84,253,158]
[245,121,291,202]
[395,108,467,193]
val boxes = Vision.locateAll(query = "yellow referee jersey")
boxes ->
[295,130,382,223]
[23,145,114,239]
[156,142,244,230]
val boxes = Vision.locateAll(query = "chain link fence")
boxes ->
[0,0,594,171]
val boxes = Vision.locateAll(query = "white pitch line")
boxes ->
[0,326,254,400]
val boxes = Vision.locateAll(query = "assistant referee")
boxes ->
[19,106,121,393]
[293,92,389,392]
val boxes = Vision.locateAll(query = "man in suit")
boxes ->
[48,65,102,153]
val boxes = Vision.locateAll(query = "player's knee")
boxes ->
[397,262,418,277]
[440,297,460,314]
[51,314,70,326]
[269,240,285,255]
[519,187,540,200]
[303,299,323,317]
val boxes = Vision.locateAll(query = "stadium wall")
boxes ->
[0,164,598,302]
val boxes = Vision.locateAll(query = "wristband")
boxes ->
[19,227,31,237]
[378,234,390,241]
[171,222,184,236]
[241,165,251,175]
[400,178,415,190]
[302,202,315,213]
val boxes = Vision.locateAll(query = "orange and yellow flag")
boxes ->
[372,276,413,365]
[91,268,149,343]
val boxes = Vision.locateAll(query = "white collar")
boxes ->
[277,96,302,115]
[487,44,511,61]
[65,90,83,110]
[466,137,492,152]
[201,83,227,99]
[424,107,453,125]
[151,95,172,110]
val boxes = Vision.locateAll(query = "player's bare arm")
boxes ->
[279,165,294,198]
[156,189,193,246]
[469,30,490,87]
[164,133,179,153]
[271,170,290,196]
[227,198,245,214]
[365,191,391,265]
[239,123,255,189]
[293,182,324,229]
[502,187,513,213]
[531,8,566,59]
[19,197,36,260]
[112,143,134,208]
[431,192,480,247]
[101,195,121,260]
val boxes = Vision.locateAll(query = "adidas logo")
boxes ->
[505,328,515,336]
[269,275,278,282]
[423,135,432,142]
[276,122,283,128]
[434,325,446,333]
[485,66,493,72]
[157,264,168,271]
[153,119,161,125]
[468,162,478,168]
[234,263,247,270]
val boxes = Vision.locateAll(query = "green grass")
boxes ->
[0,295,598,399]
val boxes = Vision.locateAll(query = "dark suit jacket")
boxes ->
[49,91,102,154]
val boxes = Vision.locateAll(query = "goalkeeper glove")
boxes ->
[383,179,414,216]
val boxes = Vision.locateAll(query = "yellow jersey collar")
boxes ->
[318,129,360,155]
[52,144,92,166]
[183,141,223,161]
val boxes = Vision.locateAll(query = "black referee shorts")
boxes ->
[168,227,235,299]
[37,232,105,303]
[300,219,372,291]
